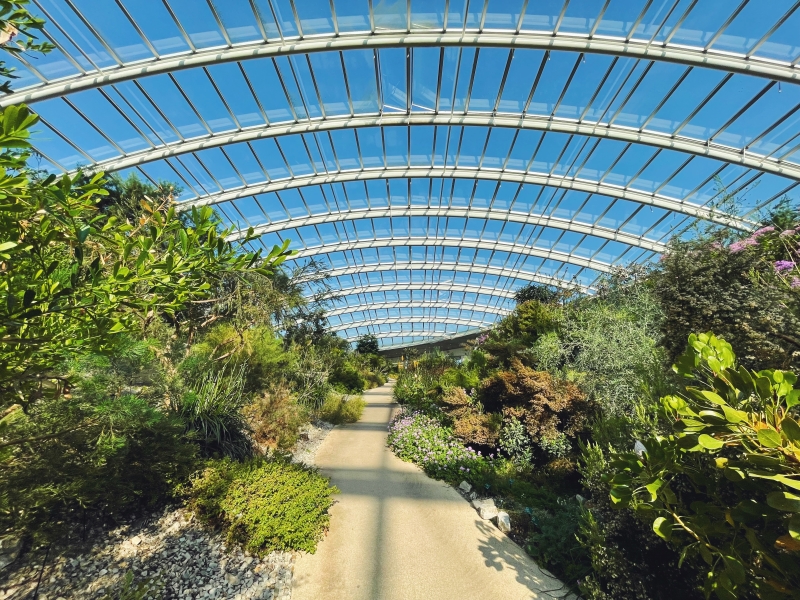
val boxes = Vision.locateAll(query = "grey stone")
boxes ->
[0,536,22,570]
[479,503,498,520]
[496,511,511,533]
[472,498,498,520]
[458,480,472,493]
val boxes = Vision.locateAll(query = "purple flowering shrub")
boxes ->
[654,215,800,371]
[387,409,495,484]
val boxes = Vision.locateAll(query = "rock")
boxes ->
[458,480,472,493]
[225,573,240,586]
[472,498,498,520]
[469,492,477,500]
[496,511,511,533]
[0,536,22,570]
[479,503,498,520]
[131,535,142,546]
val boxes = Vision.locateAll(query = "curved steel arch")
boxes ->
[330,316,496,333]
[7,31,800,108]
[93,114,800,184]
[194,167,751,231]
[312,262,600,287]
[352,330,485,344]
[292,238,614,273]
[309,279,592,300]
[231,206,666,251]
[326,300,512,319]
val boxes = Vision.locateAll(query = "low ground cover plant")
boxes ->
[186,457,338,554]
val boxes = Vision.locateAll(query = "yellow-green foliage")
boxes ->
[363,371,387,389]
[182,325,292,393]
[187,457,337,554]
[317,392,366,424]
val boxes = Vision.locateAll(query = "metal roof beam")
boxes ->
[329,316,495,332]
[6,31,800,107]
[88,114,800,185]
[191,166,751,230]
[291,237,613,273]
[308,279,589,300]
[310,262,597,289]
[234,205,666,251]
[326,300,512,318]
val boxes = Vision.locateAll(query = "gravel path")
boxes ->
[0,421,336,600]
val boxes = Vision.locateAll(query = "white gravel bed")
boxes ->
[0,421,337,600]
[0,507,294,600]
[290,420,334,467]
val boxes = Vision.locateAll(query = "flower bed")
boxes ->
[387,409,495,484]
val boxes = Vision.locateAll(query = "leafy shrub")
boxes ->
[317,392,366,425]
[243,383,307,450]
[182,326,292,395]
[186,457,337,554]
[1,396,198,541]
[607,333,800,599]
[329,363,366,393]
[483,301,563,366]
[654,231,800,371]
[539,432,571,459]
[480,358,592,447]
[452,412,502,447]
[578,443,701,600]
[175,364,251,459]
[526,499,590,584]
[363,371,387,389]
[393,371,436,409]
[499,416,533,465]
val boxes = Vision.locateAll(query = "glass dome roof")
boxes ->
[11,0,800,348]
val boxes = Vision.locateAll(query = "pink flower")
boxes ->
[780,229,796,238]
[792,277,800,289]
[753,226,776,237]
[729,237,758,253]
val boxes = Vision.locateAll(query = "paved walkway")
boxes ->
[293,382,574,600]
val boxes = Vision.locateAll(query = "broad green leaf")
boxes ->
[645,479,663,501]
[781,417,800,444]
[757,428,782,448]
[698,434,724,450]
[787,389,800,408]
[700,390,727,405]
[722,556,746,585]
[721,405,745,424]
[766,491,800,512]
[790,515,800,541]
[653,516,672,540]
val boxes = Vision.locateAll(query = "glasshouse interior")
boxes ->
[2,1,800,599]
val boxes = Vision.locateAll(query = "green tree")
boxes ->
[0,105,292,417]
[355,334,380,355]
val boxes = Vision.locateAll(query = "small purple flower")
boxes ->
[775,260,796,273]
[781,229,797,238]
[792,277,800,289]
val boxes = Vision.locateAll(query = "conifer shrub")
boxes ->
[186,457,337,554]
[243,383,307,450]
[480,358,593,447]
